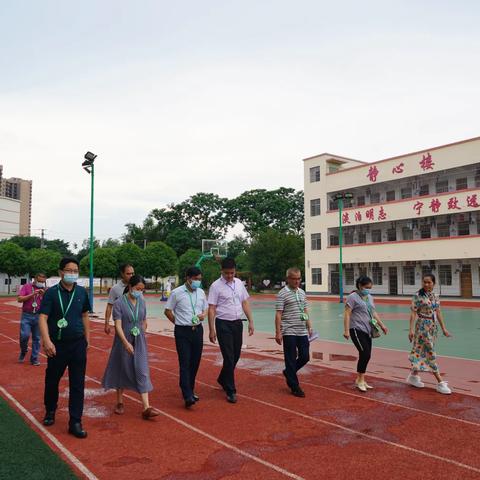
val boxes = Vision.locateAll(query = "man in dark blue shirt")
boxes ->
[39,257,91,438]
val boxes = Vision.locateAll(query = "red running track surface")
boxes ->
[1,299,480,480]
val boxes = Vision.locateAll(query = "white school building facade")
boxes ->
[304,136,480,298]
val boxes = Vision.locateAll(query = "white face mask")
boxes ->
[35,282,45,288]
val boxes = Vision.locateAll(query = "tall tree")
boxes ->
[115,243,144,271]
[76,237,100,260]
[228,188,304,237]
[27,249,61,277]
[80,247,118,294]
[0,242,28,293]
[246,229,304,287]
[141,241,177,288]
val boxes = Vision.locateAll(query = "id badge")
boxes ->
[192,315,200,325]
[301,313,309,321]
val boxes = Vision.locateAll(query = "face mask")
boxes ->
[35,282,45,288]
[63,274,78,284]
[191,280,202,290]
[131,290,143,299]
[360,288,371,296]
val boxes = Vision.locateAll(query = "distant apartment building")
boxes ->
[0,165,32,236]
[304,136,480,298]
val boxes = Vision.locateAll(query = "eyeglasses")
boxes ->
[288,277,302,280]
[63,269,79,274]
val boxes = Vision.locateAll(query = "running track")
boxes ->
[1,300,480,480]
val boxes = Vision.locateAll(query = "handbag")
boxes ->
[357,291,381,338]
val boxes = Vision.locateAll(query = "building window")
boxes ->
[401,186,412,199]
[345,267,354,285]
[422,265,433,278]
[358,232,367,243]
[403,266,415,285]
[311,233,321,250]
[372,266,383,285]
[329,198,338,211]
[386,190,396,202]
[437,223,450,237]
[402,227,413,240]
[439,265,452,286]
[420,224,431,239]
[330,234,339,246]
[419,184,430,196]
[370,192,380,204]
[310,198,321,216]
[310,166,320,183]
[371,229,382,243]
[387,228,397,241]
[476,175,480,188]
[344,231,354,245]
[357,196,365,207]
[312,268,322,285]
[436,179,449,194]
[456,177,468,191]
[457,221,470,236]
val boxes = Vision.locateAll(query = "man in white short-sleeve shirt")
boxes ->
[208,257,254,404]
[165,266,208,408]
[104,264,134,334]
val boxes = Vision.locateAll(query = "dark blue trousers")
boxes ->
[44,337,87,425]
[216,319,243,395]
[174,324,204,400]
[283,335,310,389]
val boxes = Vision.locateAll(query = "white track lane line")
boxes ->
[0,385,99,480]
[0,332,305,480]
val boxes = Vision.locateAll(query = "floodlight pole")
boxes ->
[88,162,95,312]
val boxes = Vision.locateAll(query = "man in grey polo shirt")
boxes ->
[165,266,208,408]
[104,264,134,334]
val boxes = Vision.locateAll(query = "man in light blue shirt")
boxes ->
[165,266,208,408]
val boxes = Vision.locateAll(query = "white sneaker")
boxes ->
[407,373,425,388]
[436,381,452,395]
[356,379,373,389]
[356,382,367,392]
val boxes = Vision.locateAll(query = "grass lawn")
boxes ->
[0,395,78,479]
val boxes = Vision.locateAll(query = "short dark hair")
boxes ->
[186,266,202,278]
[59,257,79,270]
[221,257,236,270]
[356,275,373,290]
[119,263,134,273]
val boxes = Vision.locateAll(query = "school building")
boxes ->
[303,136,480,298]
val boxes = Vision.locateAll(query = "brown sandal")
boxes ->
[142,407,160,420]
[114,403,124,415]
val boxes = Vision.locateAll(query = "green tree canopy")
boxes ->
[80,247,118,293]
[141,241,177,280]
[0,242,28,293]
[178,249,202,280]
[115,243,144,271]
[1,235,72,256]
[27,249,61,277]
[246,229,304,287]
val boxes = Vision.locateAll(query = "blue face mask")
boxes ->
[63,274,78,284]
[360,288,371,296]
[131,290,143,299]
[191,280,202,290]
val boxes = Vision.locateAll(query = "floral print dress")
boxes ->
[409,291,440,373]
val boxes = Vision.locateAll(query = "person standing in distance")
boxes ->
[39,258,90,438]
[164,266,208,408]
[104,264,135,334]
[17,272,47,366]
[275,267,312,398]
[208,258,254,404]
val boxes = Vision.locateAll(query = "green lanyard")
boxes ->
[287,287,309,321]
[57,286,76,340]
[123,294,141,336]
[185,286,199,325]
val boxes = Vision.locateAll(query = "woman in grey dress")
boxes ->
[102,275,159,419]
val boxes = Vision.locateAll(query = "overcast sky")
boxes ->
[1,0,479,249]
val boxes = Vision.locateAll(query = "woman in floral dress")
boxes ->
[406,273,452,394]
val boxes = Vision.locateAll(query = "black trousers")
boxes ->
[174,324,204,400]
[350,328,372,374]
[44,336,87,425]
[283,335,310,389]
[216,318,243,395]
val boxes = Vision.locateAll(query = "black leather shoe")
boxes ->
[68,423,88,439]
[185,398,195,408]
[226,393,237,404]
[193,393,199,402]
[291,387,305,398]
[43,411,55,426]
